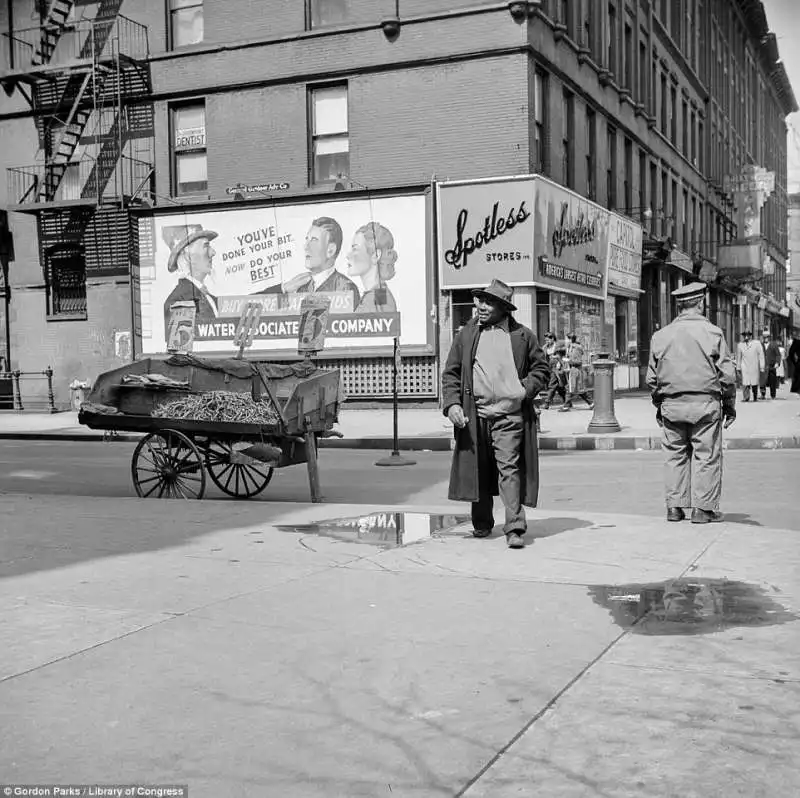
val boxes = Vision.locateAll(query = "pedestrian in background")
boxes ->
[559,333,594,412]
[646,282,736,524]
[758,331,769,399]
[442,279,550,549]
[541,332,567,409]
[776,340,787,386]
[763,332,782,400]
[789,336,800,396]
[735,330,763,402]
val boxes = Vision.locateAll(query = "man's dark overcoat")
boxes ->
[441,316,550,504]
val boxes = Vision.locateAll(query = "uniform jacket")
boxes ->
[736,340,765,386]
[646,308,736,411]
[163,278,217,340]
[441,316,550,504]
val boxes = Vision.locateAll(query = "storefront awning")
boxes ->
[608,282,644,299]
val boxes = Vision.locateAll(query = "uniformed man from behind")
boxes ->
[646,282,736,524]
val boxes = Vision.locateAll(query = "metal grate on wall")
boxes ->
[319,356,438,399]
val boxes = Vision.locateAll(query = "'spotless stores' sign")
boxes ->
[437,176,619,299]
[437,177,535,288]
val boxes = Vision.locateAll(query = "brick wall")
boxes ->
[9,280,133,404]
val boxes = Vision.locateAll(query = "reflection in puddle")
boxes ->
[589,578,797,636]
[275,512,472,548]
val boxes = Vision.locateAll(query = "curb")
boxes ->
[1,431,800,450]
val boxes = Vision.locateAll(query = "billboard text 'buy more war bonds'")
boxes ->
[135,193,428,356]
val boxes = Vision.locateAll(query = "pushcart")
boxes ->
[78,353,341,502]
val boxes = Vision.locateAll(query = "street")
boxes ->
[0,440,798,530]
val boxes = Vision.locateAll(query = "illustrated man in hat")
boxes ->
[646,282,737,524]
[441,278,550,549]
[162,224,219,342]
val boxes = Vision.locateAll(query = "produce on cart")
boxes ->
[78,353,341,502]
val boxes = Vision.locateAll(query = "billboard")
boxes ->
[437,176,615,299]
[531,177,610,300]
[437,176,535,288]
[134,193,428,356]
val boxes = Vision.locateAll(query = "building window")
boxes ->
[607,124,617,209]
[670,84,677,143]
[623,22,633,90]
[639,149,647,218]
[559,0,571,35]
[660,72,668,135]
[171,102,207,196]
[639,40,648,105]
[682,99,688,154]
[534,70,547,172]
[586,106,596,200]
[607,3,617,75]
[562,90,574,189]
[623,137,632,213]
[169,0,203,49]
[46,246,87,319]
[306,0,350,29]
[309,84,349,184]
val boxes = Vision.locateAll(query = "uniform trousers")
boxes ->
[472,412,527,535]
[660,396,723,512]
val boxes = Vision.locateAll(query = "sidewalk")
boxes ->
[1,390,799,450]
[1,493,798,796]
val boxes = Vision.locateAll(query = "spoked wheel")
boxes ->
[132,430,206,499]
[204,439,274,499]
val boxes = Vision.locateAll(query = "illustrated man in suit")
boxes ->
[265,217,359,310]
[162,224,219,344]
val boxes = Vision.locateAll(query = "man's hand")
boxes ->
[723,410,736,429]
[447,404,467,429]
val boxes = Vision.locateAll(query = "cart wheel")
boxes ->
[132,430,206,500]
[204,440,274,499]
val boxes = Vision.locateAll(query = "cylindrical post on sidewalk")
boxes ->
[375,337,416,467]
[12,369,23,412]
[587,343,621,433]
[45,366,57,413]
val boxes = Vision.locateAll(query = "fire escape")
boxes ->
[0,0,153,318]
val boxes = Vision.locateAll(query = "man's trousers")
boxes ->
[472,413,527,535]
[660,398,723,512]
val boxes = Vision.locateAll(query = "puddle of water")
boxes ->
[589,578,797,636]
[274,512,472,549]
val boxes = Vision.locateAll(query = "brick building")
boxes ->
[0,0,796,405]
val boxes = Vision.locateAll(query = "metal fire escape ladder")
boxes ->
[40,7,121,202]
[33,0,77,66]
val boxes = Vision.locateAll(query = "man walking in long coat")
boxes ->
[442,279,550,549]
[735,330,764,402]
[646,282,737,524]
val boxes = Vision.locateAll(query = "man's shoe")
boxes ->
[691,509,723,524]
[586,402,595,410]
[506,532,525,549]
[667,508,686,522]
[472,528,493,538]
[542,403,551,410]
[558,406,572,412]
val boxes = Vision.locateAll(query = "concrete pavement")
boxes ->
[1,389,800,450]
[1,492,797,796]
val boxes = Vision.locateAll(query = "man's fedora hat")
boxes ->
[165,224,219,273]
[671,281,707,302]
[471,278,517,311]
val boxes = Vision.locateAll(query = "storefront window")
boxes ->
[450,289,475,336]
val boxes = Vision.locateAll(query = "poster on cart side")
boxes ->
[135,193,427,356]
